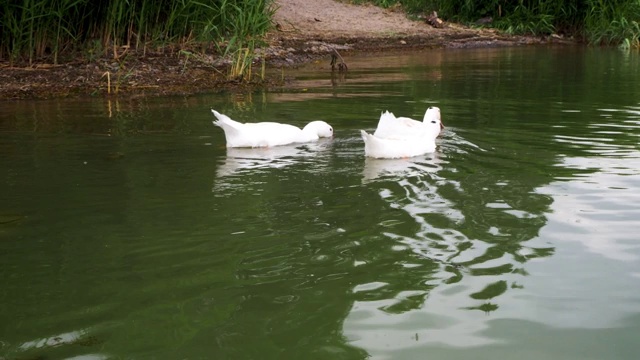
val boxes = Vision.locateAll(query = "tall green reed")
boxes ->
[196,0,275,80]
[0,0,275,66]
[583,0,640,46]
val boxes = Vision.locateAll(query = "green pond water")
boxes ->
[1,46,640,360]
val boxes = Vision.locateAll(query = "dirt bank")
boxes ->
[0,0,569,101]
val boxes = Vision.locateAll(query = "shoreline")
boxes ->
[0,24,573,101]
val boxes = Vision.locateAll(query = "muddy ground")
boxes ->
[0,0,572,101]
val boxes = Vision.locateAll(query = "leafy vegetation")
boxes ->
[351,0,640,47]
[0,0,275,74]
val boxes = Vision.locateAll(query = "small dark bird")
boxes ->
[426,11,444,28]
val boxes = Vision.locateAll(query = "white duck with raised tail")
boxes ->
[211,109,333,148]
[361,107,443,159]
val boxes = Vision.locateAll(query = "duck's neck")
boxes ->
[301,122,321,141]
[302,121,318,138]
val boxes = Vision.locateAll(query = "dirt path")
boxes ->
[0,0,562,100]
[273,0,433,37]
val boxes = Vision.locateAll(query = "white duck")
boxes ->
[211,109,333,148]
[361,107,443,159]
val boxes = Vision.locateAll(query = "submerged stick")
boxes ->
[330,49,348,72]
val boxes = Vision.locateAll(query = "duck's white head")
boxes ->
[423,106,444,133]
[304,121,334,138]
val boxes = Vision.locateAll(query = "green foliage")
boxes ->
[348,0,425,13]
[0,0,274,64]
[494,5,556,35]
[352,0,640,47]
[583,0,640,46]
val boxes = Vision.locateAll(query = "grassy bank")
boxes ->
[0,0,274,67]
[356,0,640,48]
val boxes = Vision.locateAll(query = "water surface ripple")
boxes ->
[1,46,640,359]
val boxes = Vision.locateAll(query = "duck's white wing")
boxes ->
[222,122,305,148]
[373,111,423,139]
[248,122,308,147]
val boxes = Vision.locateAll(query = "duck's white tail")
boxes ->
[361,130,386,158]
[361,130,387,146]
[360,130,371,142]
[211,109,230,125]
[211,109,244,130]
